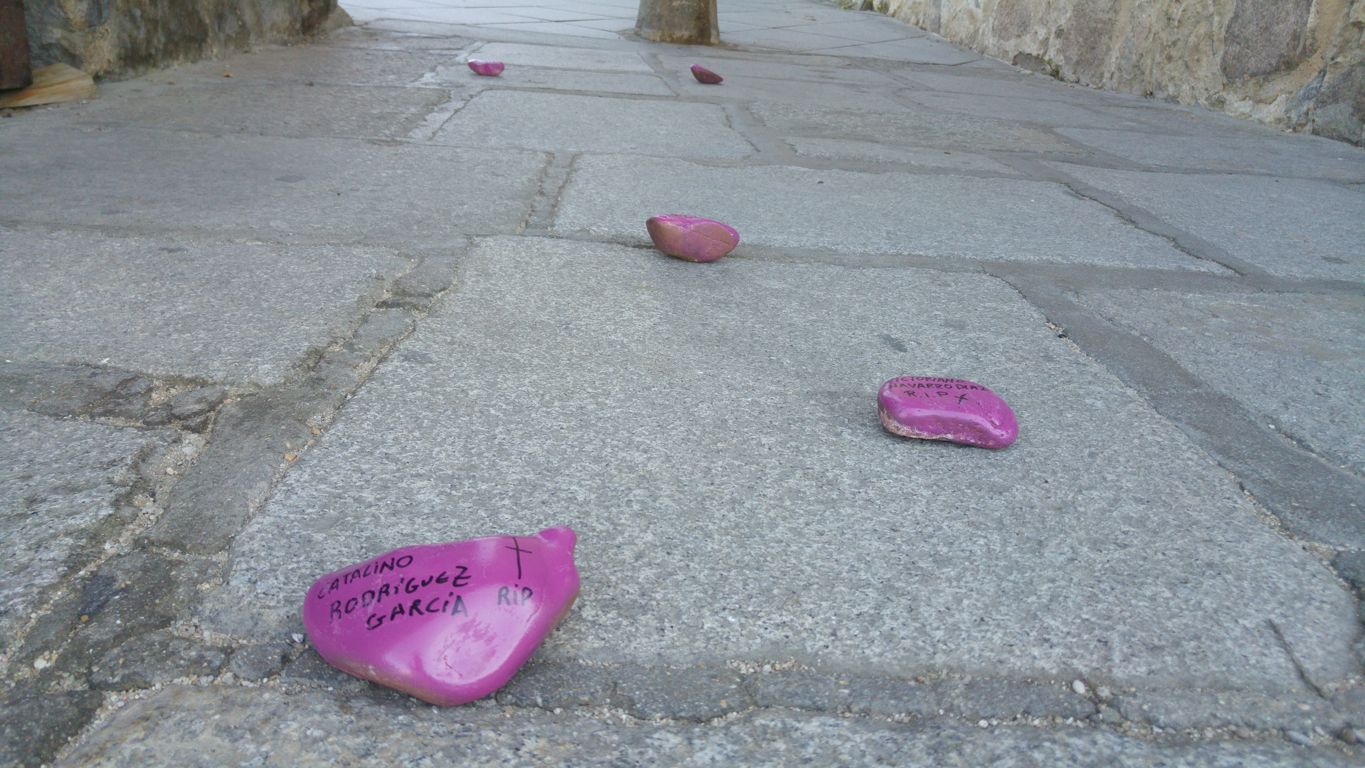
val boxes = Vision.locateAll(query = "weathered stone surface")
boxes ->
[1221,0,1314,80]
[23,0,342,78]
[494,660,614,709]
[1113,688,1341,732]
[90,631,228,690]
[0,410,166,648]
[612,664,751,721]
[1053,129,1365,180]
[430,62,674,95]
[227,643,291,680]
[872,0,1365,145]
[0,125,546,247]
[0,361,153,420]
[59,686,1362,766]
[0,689,104,768]
[74,79,449,140]
[752,99,1079,154]
[432,91,754,158]
[1333,551,1365,594]
[785,137,1016,172]
[466,42,649,72]
[1312,61,1365,147]
[1051,165,1365,280]
[0,226,406,386]
[554,155,1210,269]
[1076,289,1365,475]
[204,237,1355,697]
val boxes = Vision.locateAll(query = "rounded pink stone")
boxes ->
[690,64,723,84]
[878,376,1019,449]
[467,59,505,76]
[301,526,579,706]
[646,215,740,263]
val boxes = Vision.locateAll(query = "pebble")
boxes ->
[1071,680,1088,696]
[645,215,740,263]
[877,376,1019,449]
[690,64,723,84]
[1285,730,1312,747]
[301,526,580,706]
[467,60,505,77]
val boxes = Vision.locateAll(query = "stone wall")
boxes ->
[859,0,1365,145]
[22,0,347,77]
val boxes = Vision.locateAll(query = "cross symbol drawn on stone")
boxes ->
[505,537,533,580]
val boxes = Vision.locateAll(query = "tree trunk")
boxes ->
[0,0,32,90]
[635,0,719,45]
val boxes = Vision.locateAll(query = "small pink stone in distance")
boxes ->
[646,215,740,263]
[690,64,723,84]
[467,59,505,76]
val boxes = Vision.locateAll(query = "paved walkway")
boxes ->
[2,0,1364,764]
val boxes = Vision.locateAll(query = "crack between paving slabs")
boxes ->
[1006,155,1266,276]
[993,272,1365,664]
[0,249,466,765]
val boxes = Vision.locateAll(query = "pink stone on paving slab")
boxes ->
[690,64,723,84]
[878,376,1019,449]
[646,215,740,263]
[467,59,505,76]
[301,526,579,706]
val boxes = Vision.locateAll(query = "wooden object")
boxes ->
[0,63,96,108]
[0,0,31,90]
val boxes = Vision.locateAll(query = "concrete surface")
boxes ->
[1,0,1362,765]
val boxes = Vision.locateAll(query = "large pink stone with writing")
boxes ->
[878,376,1018,449]
[646,215,740,263]
[301,526,579,706]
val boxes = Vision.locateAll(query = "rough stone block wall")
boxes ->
[860,0,1365,145]
[22,0,345,77]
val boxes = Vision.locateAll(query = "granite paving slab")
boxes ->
[432,91,755,158]
[59,686,1356,767]
[204,237,1354,694]
[72,80,451,140]
[0,227,406,386]
[469,41,651,72]
[0,410,169,649]
[0,124,546,246]
[1051,164,1365,281]
[784,137,1017,173]
[1077,289,1365,475]
[900,91,1148,130]
[752,100,1081,154]
[654,54,898,85]
[170,43,463,87]
[1055,128,1365,181]
[553,155,1214,269]
[428,63,673,96]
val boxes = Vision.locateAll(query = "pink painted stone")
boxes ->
[301,526,579,706]
[467,59,505,76]
[878,376,1018,449]
[690,64,723,84]
[646,215,740,263]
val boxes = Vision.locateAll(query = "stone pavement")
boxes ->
[1,0,1363,764]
